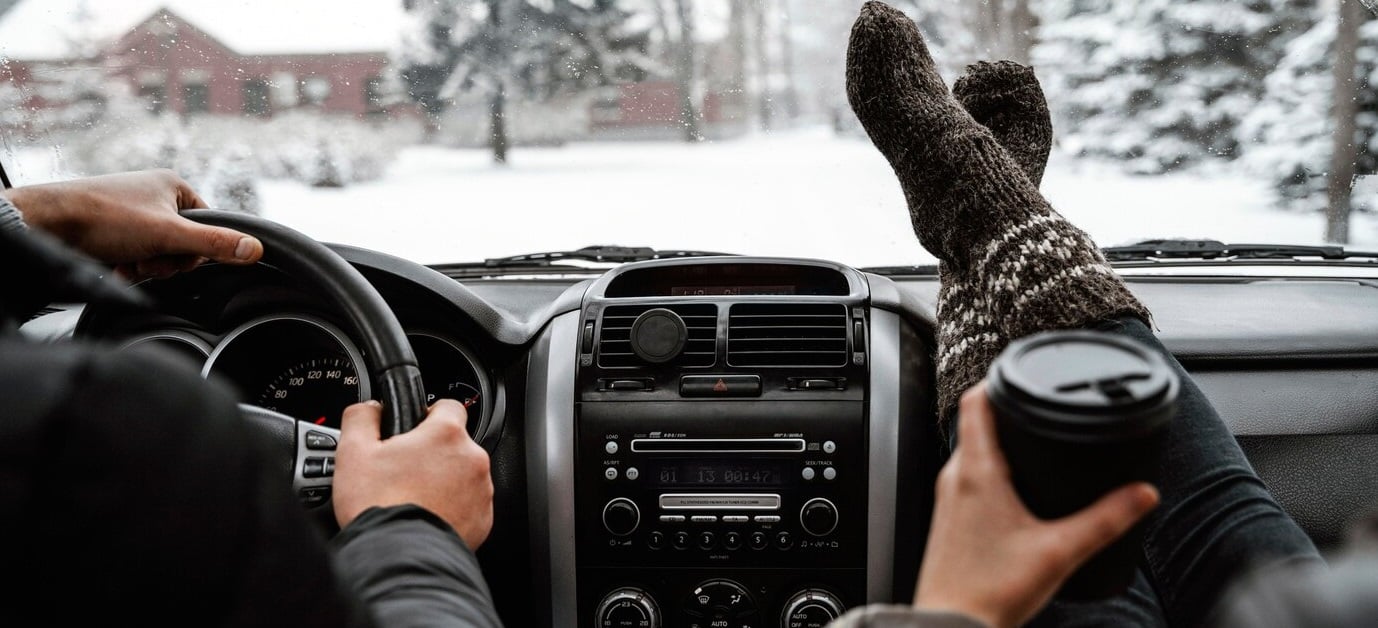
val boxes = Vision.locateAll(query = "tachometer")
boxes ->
[257,356,362,429]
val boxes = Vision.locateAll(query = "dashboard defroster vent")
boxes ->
[728,303,849,367]
[598,304,717,368]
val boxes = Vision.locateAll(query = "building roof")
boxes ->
[0,0,408,61]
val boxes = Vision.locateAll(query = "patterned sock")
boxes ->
[846,1,1150,424]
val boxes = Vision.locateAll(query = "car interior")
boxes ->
[22,224,1378,627]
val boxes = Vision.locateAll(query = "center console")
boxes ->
[528,258,922,628]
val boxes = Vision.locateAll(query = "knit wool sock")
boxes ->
[929,61,1055,423]
[846,1,1150,424]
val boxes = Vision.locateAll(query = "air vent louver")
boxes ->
[598,304,717,368]
[728,303,849,367]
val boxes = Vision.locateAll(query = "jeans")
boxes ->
[1027,317,1323,627]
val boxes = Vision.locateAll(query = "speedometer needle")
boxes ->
[314,416,327,425]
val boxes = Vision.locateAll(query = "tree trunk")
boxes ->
[728,0,750,129]
[776,0,799,122]
[1327,0,1361,243]
[754,0,774,131]
[673,0,702,142]
[489,83,508,165]
[1007,0,1036,65]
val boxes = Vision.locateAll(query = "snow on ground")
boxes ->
[258,128,1378,268]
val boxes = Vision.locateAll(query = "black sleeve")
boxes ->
[0,340,375,628]
[332,505,504,628]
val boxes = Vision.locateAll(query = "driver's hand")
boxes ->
[5,169,263,279]
[913,384,1160,628]
[333,399,495,550]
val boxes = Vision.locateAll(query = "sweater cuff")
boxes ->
[0,194,25,232]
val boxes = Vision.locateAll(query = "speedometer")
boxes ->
[258,357,361,429]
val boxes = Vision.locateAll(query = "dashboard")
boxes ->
[43,246,1378,628]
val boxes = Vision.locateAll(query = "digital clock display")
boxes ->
[653,461,787,486]
[669,285,797,296]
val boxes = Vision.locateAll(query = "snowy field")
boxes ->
[257,128,1378,268]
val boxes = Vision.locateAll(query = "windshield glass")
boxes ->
[0,0,1374,266]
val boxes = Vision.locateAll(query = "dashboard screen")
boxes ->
[669,285,796,296]
[653,461,787,487]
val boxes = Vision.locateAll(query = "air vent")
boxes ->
[728,303,849,367]
[598,304,717,368]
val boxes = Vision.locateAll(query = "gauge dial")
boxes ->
[409,333,488,434]
[257,356,362,429]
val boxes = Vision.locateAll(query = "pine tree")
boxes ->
[1240,5,1378,217]
[1035,0,1316,173]
[396,0,658,163]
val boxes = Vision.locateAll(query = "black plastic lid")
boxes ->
[987,330,1178,441]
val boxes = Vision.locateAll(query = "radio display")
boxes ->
[669,285,796,296]
[653,461,787,486]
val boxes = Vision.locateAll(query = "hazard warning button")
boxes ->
[679,375,762,398]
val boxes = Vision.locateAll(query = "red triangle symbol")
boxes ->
[713,378,729,393]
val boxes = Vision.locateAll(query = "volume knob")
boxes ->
[596,587,661,628]
[800,498,838,537]
[602,498,640,536]
[780,589,845,628]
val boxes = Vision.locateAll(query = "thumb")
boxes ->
[1049,482,1160,569]
[166,219,263,265]
[340,400,384,448]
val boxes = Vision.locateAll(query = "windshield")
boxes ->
[0,0,1374,267]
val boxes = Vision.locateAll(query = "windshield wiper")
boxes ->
[480,245,736,267]
[1103,240,1378,262]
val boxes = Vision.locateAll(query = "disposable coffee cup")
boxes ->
[986,330,1178,600]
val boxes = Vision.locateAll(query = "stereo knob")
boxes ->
[602,498,640,536]
[596,587,661,628]
[781,589,845,628]
[800,498,839,537]
[629,308,687,364]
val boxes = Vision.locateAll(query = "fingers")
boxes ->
[163,220,264,265]
[954,383,1004,465]
[174,175,210,210]
[414,399,472,441]
[1050,482,1160,568]
[340,400,384,447]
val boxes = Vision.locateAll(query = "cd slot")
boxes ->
[631,438,806,453]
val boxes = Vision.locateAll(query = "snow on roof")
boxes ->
[0,0,407,61]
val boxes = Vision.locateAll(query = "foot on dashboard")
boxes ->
[931,60,1056,424]
[846,1,1149,425]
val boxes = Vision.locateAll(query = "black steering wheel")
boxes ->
[182,209,428,505]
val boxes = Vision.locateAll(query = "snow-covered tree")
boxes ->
[396,0,658,163]
[1239,7,1378,217]
[1035,0,1318,173]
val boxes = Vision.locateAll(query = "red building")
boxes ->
[0,2,402,119]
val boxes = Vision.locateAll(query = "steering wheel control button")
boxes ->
[781,590,846,628]
[647,530,665,550]
[673,531,691,550]
[604,467,619,481]
[630,308,688,364]
[625,466,640,481]
[822,467,837,481]
[679,375,762,398]
[822,440,837,454]
[800,498,839,537]
[605,440,619,454]
[801,467,816,481]
[303,457,333,478]
[602,498,640,537]
[748,531,768,550]
[305,431,338,450]
[697,531,717,550]
[723,531,743,550]
[596,588,661,628]
[298,486,331,507]
[775,531,794,550]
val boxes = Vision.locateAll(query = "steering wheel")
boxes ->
[182,209,428,505]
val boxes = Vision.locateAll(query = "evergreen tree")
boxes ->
[1240,6,1378,215]
[396,0,657,163]
[1035,0,1316,173]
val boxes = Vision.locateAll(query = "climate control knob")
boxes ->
[596,587,661,628]
[799,498,838,536]
[780,589,845,628]
[602,498,640,536]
